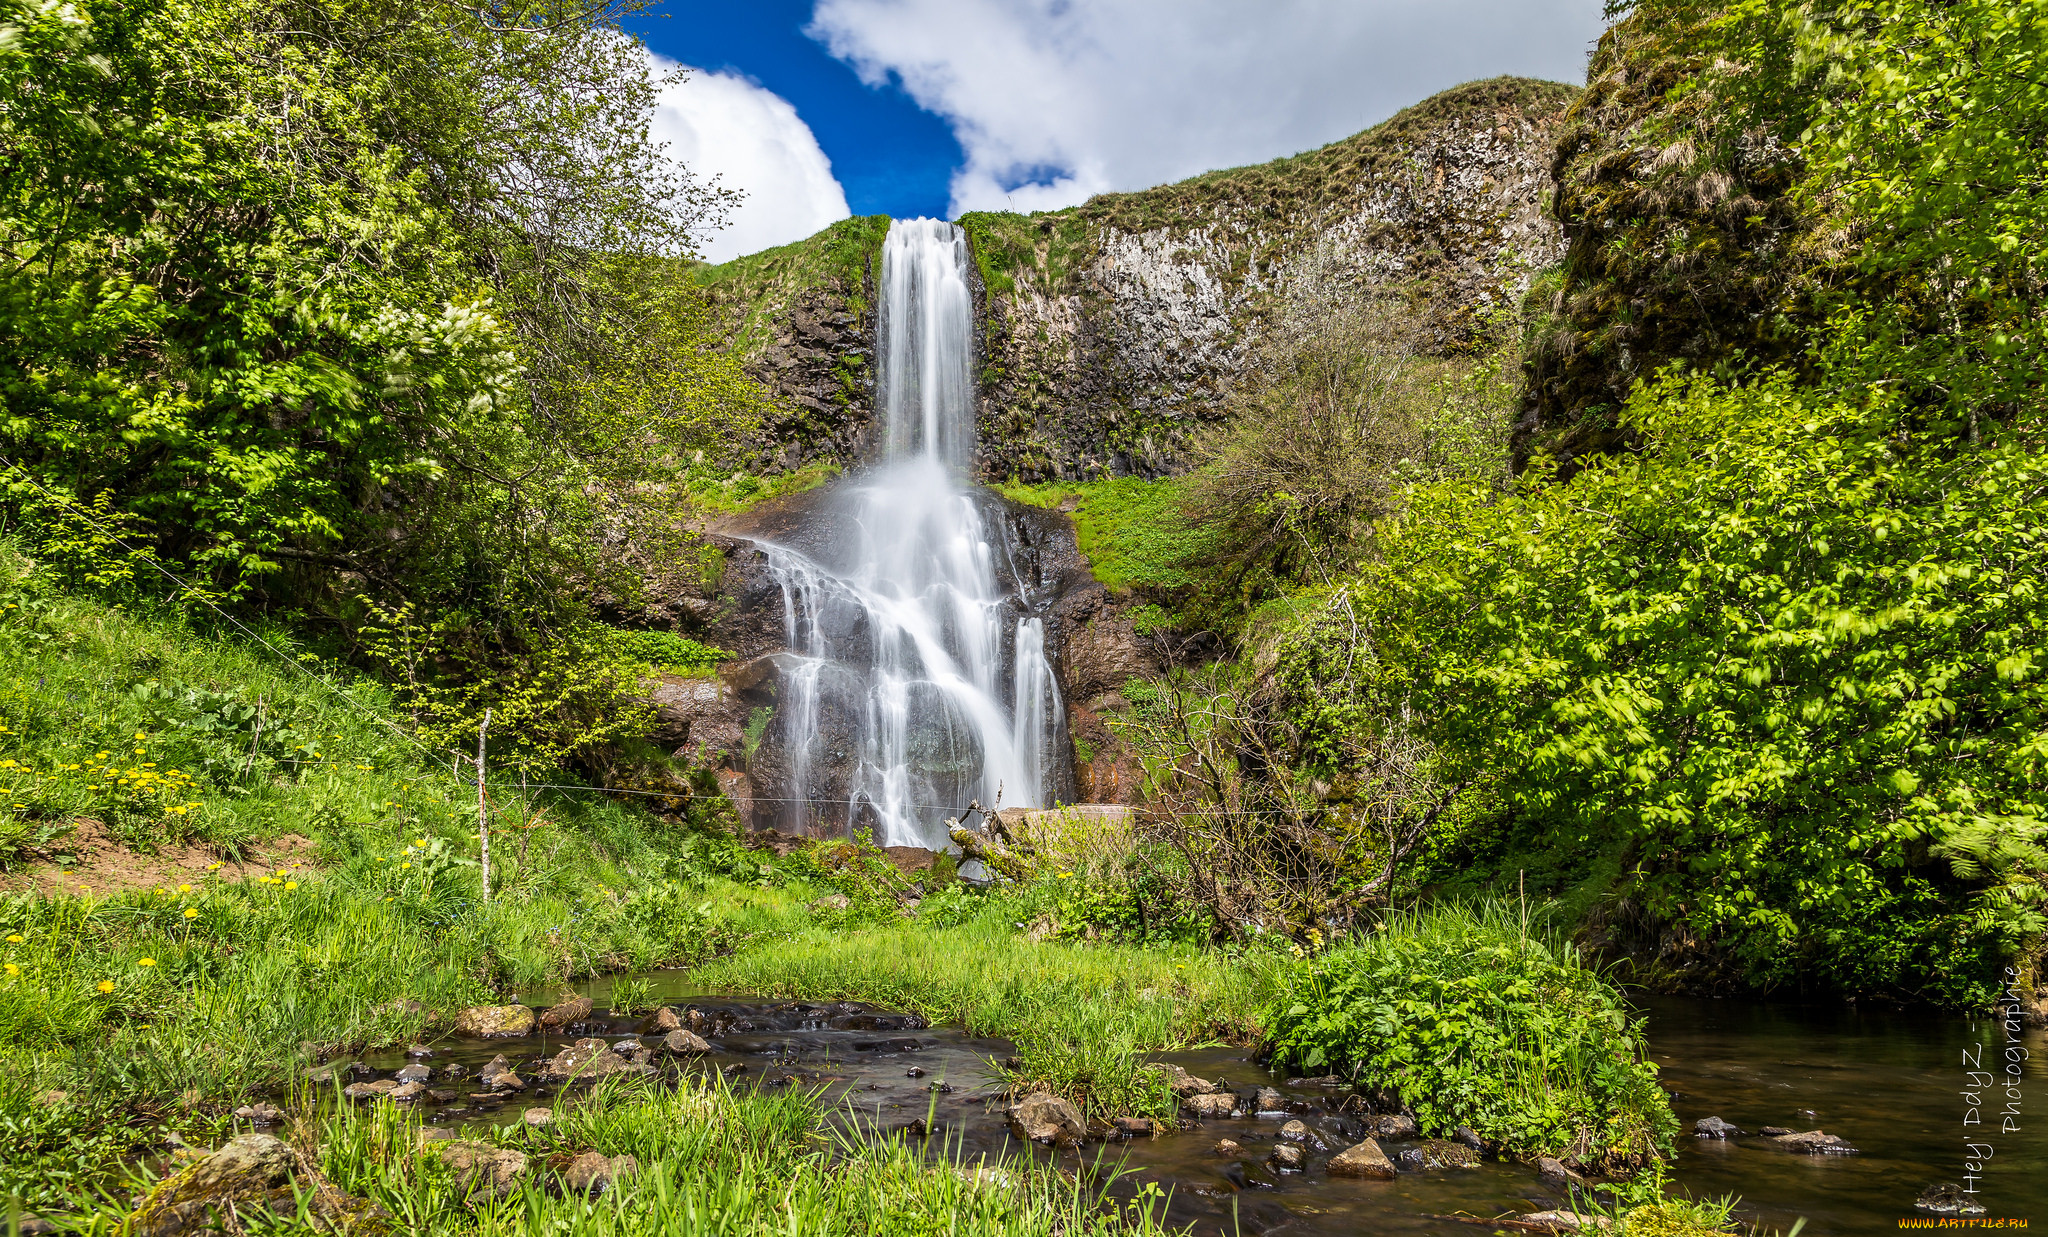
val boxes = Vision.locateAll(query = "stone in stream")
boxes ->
[426,1089,457,1103]
[1182,1091,1237,1119]
[1453,1125,1486,1151]
[1008,1093,1087,1143]
[1769,1129,1858,1155]
[395,1063,431,1083]
[1537,1157,1589,1190]
[1758,1125,1795,1136]
[304,1061,354,1085]
[1417,1139,1481,1169]
[1112,1116,1155,1138]
[1148,1063,1217,1097]
[1266,1143,1306,1172]
[489,1072,527,1093]
[1395,1148,1427,1172]
[426,1140,530,1199]
[390,1081,426,1102]
[452,1005,535,1038]
[441,1062,468,1080]
[644,1007,683,1034]
[1521,1210,1612,1232]
[1367,1113,1418,1140]
[1694,1116,1744,1139]
[1327,1138,1398,1180]
[544,1037,646,1082]
[126,1133,292,1236]
[661,1029,711,1055]
[232,1102,283,1124]
[405,1044,434,1058]
[1916,1184,1989,1216]
[523,1107,554,1128]
[1253,1087,1286,1114]
[478,1054,511,1082]
[906,1066,926,1078]
[539,994,593,1030]
[1214,1139,1244,1156]
[1278,1120,1325,1149]
[563,1151,639,1195]
[342,1079,398,1101]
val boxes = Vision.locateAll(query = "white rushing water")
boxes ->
[758,218,1061,849]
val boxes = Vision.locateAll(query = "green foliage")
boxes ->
[611,629,732,675]
[694,214,891,354]
[1285,365,2048,1005]
[996,477,1211,595]
[1264,902,1676,1163]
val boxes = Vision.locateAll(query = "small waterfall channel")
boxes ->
[750,219,1063,849]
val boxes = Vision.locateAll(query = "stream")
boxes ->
[333,975,2045,1236]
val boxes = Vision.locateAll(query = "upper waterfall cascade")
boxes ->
[752,219,1063,849]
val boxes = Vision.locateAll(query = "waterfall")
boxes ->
[751,218,1063,849]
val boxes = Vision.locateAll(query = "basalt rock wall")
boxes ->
[697,76,1578,483]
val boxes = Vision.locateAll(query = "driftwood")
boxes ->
[947,818,1034,882]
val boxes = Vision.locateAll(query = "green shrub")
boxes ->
[1264,902,1676,1163]
[612,628,732,674]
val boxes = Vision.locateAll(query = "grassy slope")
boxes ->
[692,214,892,358]
[995,478,1209,596]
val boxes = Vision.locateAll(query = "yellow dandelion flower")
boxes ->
[4,964,17,977]
[414,837,427,847]
[284,881,298,891]
[138,957,156,967]
[399,862,410,870]
[184,907,200,920]
[5,934,21,943]
[96,980,114,993]
[178,884,192,894]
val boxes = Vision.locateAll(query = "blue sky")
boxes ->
[633,0,1611,263]
[624,2,958,221]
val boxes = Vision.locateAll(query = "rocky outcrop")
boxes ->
[698,77,1575,484]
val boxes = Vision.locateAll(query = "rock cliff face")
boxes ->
[697,76,1578,483]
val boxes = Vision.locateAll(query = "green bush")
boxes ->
[1264,903,1676,1163]
[612,628,733,674]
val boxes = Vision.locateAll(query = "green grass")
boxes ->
[694,215,891,356]
[695,899,1288,1122]
[65,1079,1179,1237]
[995,477,1211,594]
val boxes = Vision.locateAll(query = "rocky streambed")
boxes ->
[182,988,2035,1237]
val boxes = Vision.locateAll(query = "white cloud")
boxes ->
[807,0,1607,217]
[648,56,851,263]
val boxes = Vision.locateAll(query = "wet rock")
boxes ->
[1453,1125,1485,1151]
[544,1037,642,1082]
[1253,1087,1286,1114]
[539,994,593,1031]
[1418,1139,1480,1169]
[1150,1063,1217,1097]
[427,1089,457,1103]
[233,1102,283,1124]
[490,1072,527,1093]
[1182,1091,1238,1119]
[1112,1116,1155,1138]
[661,1029,711,1055]
[405,1044,434,1058]
[305,1061,355,1084]
[389,1081,426,1102]
[453,1005,535,1038]
[127,1132,293,1236]
[395,1064,431,1083]
[441,1063,468,1080]
[343,1079,399,1101]
[1521,1210,1612,1232]
[1758,1125,1795,1137]
[610,1038,644,1055]
[1366,1113,1418,1140]
[906,1066,926,1078]
[1916,1184,1988,1216]
[1694,1116,1743,1139]
[1395,1148,1427,1172]
[563,1151,639,1195]
[1769,1129,1858,1155]
[1008,1092,1087,1143]
[427,1140,529,1200]
[523,1107,553,1128]
[1286,1075,1342,1087]
[1278,1120,1324,1149]
[1537,1157,1589,1190]
[1266,1143,1305,1172]
[1214,1139,1244,1156]
[1328,1138,1398,1180]
[478,1054,511,1082]
[645,1007,683,1034]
